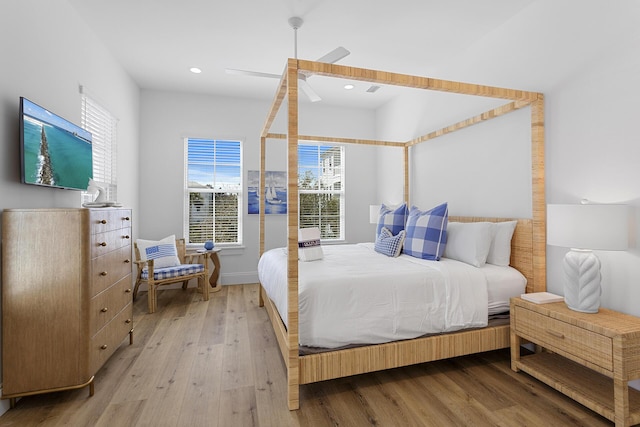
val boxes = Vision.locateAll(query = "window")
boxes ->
[185,138,242,245]
[298,143,345,240]
[80,88,117,203]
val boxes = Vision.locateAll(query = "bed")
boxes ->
[258,59,546,410]
[260,240,526,350]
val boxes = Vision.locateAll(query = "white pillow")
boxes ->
[443,222,494,267]
[136,235,181,268]
[298,227,323,262]
[486,220,517,266]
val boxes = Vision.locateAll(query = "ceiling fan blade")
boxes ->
[298,77,321,102]
[225,68,282,79]
[316,46,350,64]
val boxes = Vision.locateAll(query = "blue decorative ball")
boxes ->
[204,241,214,250]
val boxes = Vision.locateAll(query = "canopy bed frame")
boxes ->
[258,58,546,410]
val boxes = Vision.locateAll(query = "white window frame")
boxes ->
[183,137,243,247]
[298,143,345,241]
[80,87,117,204]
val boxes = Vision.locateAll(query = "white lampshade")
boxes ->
[547,204,629,250]
[369,205,381,224]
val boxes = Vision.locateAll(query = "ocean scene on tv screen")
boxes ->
[22,99,92,190]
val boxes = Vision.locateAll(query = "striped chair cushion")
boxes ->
[141,264,204,280]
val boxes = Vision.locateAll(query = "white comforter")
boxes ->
[258,243,489,348]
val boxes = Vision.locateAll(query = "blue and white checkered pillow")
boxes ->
[376,203,407,239]
[374,227,406,257]
[403,203,448,260]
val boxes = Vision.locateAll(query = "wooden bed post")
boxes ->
[531,95,546,292]
[259,135,266,307]
[286,58,301,410]
[404,145,410,206]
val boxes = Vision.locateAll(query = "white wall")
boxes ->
[139,90,377,284]
[545,37,640,314]
[375,0,640,318]
[375,94,531,216]
[0,0,140,414]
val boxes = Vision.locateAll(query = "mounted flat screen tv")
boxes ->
[20,97,93,191]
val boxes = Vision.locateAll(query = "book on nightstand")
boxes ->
[520,292,564,304]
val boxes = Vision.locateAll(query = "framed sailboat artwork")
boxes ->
[247,170,287,214]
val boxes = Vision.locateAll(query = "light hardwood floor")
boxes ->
[0,284,614,426]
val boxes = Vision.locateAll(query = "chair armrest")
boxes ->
[134,258,154,271]
[184,252,207,264]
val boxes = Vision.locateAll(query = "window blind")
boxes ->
[298,143,345,240]
[185,138,242,245]
[80,88,117,203]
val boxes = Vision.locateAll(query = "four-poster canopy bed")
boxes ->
[258,58,546,410]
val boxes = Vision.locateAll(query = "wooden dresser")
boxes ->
[1,208,133,407]
[511,297,640,427]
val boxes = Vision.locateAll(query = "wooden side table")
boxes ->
[198,248,222,292]
[511,296,640,426]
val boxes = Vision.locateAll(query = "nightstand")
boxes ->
[511,297,640,427]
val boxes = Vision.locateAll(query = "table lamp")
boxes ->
[369,205,381,224]
[547,203,629,313]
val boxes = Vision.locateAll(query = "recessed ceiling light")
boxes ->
[344,84,355,90]
[189,67,202,74]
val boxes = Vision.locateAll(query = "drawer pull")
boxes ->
[100,271,108,276]
[100,344,108,350]
[124,235,130,239]
[101,307,108,313]
[547,330,565,339]
[125,318,132,324]
[125,288,132,293]
[124,259,131,264]
[123,217,130,221]
[99,242,107,247]
[99,219,107,224]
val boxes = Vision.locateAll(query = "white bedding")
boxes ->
[258,243,525,349]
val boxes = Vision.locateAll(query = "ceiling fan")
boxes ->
[225,16,350,102]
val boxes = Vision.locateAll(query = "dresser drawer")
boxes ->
[90,209,132,234]
[91,228,132,258]
[90,303,133,373]
[91,245,133,296]
[514,306,612,371]
[90,276,133,336]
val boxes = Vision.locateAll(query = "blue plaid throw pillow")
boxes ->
[374,227,406,257]
[403,203,448,260]
[376,203,407,239]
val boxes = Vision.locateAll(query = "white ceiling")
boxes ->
[67,0,539,108]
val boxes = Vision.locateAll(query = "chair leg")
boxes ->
[133,278,142,301]
[148,283,156,314]
[182,280,189,290]
[201,275,209,301]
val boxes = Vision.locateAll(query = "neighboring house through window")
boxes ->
[184,138,242,245]
[298,143,345,240]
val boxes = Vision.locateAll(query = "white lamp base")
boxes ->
[562,249,601,313]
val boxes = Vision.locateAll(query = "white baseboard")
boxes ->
[132,271,259,293]
[221,271,258,285]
